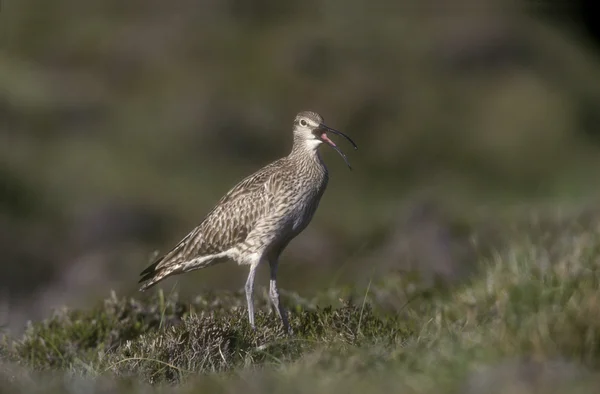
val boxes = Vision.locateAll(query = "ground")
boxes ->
[2,205,600,394]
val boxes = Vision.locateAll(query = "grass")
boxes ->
[2,208,600,393]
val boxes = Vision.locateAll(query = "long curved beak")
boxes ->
[318,124,358,170]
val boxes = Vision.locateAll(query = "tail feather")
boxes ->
[139,256,163,278]
[138,256,167,291]
[138,232,194,291]
[138,227,227,291]
[138,256,163,286]
[138,249,184,291]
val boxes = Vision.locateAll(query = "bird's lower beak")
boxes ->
[318,124,358,170]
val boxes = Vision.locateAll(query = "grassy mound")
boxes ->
[2,209,600,393]
[4,288,410,382]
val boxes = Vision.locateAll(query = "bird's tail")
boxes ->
[138,226,203,291]
[138,245,187,291]
[138,227,228,291]
[138,256,176,291]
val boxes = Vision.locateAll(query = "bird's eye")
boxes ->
[300,119,308,127]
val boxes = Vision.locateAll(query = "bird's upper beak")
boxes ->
[317,124,358,170]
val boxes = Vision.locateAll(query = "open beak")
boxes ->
[318,124,358,170]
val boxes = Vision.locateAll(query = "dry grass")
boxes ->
[2,208,600,393]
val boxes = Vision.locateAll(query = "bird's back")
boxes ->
[194,159,285,253]
[142,158,286,276]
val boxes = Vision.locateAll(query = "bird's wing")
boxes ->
[141,160,285,274]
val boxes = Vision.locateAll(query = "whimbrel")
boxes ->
[138,111,357,332]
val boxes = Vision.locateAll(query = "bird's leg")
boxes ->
[269,258,291,334]
[245,261,259,330]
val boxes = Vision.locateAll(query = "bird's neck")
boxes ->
[289,139,326,170]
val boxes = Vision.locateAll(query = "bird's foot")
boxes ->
[283,324,294,336]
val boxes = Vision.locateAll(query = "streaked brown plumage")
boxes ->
[138,111,357,332]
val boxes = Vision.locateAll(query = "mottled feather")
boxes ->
[139,159,283,288]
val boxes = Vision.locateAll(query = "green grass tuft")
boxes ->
[103,302,408,383]
[6,291,190,371]
[3,209,600,392]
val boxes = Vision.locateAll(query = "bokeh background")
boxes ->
[2,0,600,333]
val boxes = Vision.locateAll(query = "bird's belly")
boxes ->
[273,178,327,251]
[289,198,320,234]
[290,212,311,234]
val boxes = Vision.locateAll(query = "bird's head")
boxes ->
[292,111,358,169]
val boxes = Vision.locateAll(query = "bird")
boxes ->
[138,111,357,333]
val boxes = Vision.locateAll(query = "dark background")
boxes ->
[2,0,600,333]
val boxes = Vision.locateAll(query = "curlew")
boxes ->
[138,111,357,333]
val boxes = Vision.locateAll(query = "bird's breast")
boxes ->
[289,173,328,233]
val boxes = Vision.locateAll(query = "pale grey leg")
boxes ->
[245,262,258,330]
[269,259,291,334]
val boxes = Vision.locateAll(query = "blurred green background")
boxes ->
[2,0,600,333]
